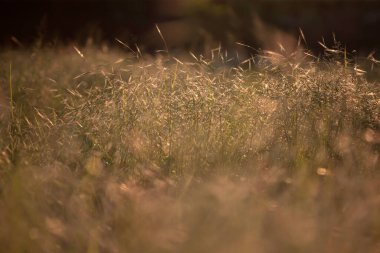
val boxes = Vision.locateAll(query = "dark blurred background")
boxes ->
[1,0,380,54]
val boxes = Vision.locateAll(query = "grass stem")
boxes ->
[9,63,14,121]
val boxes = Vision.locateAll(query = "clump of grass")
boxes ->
[0,43,379,253]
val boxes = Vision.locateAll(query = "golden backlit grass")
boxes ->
[0,44,379,253]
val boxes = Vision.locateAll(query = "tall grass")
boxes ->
[0,44,379,253]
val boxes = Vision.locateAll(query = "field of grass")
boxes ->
[0,44,379,253]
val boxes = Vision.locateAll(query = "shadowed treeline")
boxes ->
[1,0,380,54]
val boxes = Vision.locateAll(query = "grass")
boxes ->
[0,43,379,253]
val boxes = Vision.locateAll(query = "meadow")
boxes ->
[0,43,379,253]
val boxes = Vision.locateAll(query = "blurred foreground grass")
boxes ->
[0,45,379,253]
